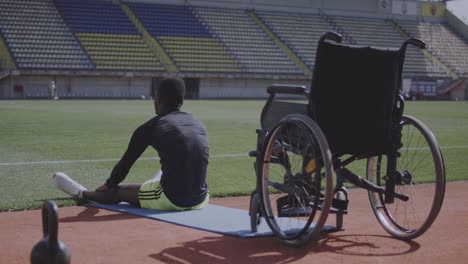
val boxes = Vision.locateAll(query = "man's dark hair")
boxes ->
[157,77,185,109]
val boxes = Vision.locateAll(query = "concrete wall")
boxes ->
[450,86,465,101]
[446,80,466,101]
[0,75,152,99]
[199,78,310,99]
[0,75,310,99]
[463,79,468,101]
[3,74,460,100]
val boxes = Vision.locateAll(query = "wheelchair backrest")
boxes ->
[309,38,405,156]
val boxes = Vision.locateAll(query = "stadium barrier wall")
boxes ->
[199,78,309,99]
[0,75,309,99]
[0,76,151,99]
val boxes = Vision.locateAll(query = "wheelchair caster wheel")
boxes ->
[250,192,261,232]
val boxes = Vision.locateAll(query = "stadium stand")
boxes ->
[0,0,93,70]
[128,2,241,73]
[331,16,448,78]
[256,11,336,70]
[0,0,466,99]
[193,6,303,75]
[396,20,468,78]
[257,11,447,78]
[54,0,164,71]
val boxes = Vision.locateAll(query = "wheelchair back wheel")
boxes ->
[258,114,334,246]
[367,115,446,240]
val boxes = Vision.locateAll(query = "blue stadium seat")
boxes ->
[54,0,139,35]
[0,0,93,70]
[129,3,212,38]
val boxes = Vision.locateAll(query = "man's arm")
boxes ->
[104,123,151,188]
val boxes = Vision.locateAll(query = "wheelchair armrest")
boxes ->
[266,84,309,96]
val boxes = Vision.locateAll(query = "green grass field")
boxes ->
[1,100,467,211]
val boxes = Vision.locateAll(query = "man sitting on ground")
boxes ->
[53,77,209,211]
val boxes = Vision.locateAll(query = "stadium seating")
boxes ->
[76,33,163,71]
[257,11,447,78]
[0,0,466,79]
[330,16,448,78]
[193,7,303,74]
[130,3,211,38]
[396,20,468,77]
[256,11,334,70]
[55,0,164,71]
[0,0,93,70]
[129,3,240,73]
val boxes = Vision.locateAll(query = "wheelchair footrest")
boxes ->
[329,206,348,215]
[332,197,349,211]
[331,187,349,214]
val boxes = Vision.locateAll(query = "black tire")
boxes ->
[250,192,261,232]
[258,114,334,246]
[367,115,446,240]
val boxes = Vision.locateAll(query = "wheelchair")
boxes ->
[248,32,446,247]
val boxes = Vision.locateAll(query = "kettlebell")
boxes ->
[30,200,71,264]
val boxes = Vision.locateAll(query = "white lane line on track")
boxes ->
[0,145,467,166]
[0,153,247,166]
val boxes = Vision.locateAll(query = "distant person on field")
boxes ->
[49,81,56,99]
[53,77,210,211]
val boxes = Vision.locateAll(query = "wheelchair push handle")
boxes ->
[320,31,342,44]
[403,37,426,49]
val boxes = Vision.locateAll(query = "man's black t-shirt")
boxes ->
[105,111,209,207]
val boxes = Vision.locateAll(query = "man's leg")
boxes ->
[83,184,141,207]
[53,172,141,207]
